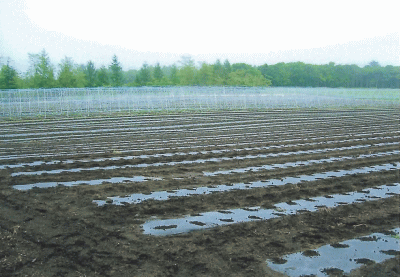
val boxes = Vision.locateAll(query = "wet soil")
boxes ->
[1,109,399,276]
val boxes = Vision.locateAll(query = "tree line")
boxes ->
[1,49,399,89]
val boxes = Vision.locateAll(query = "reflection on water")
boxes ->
[141,184,399,235]
[93,163,399,206]
[203,149,399,176]
[13,176,161,190]
[266,228,400,276]
[10,142,399,176]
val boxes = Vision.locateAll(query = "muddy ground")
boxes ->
[0,109,399,276]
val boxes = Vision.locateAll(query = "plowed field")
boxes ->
[1,109,399,276]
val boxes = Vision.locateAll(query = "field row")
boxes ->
[1,109,398,137]
[1,110,399,161]
[1,109,399,276]
[1,109,397,130]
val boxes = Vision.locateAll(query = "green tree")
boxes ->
[96,66,109,87]
[27,49,56,88]
[178,56,196,85]
[367,60,381,68]
[0,59,19,89]
[84,61,97,87]
[169,64,180,85]
[362,61,384,88]
[57,57,77,88]
[347,64,362,88]
[257,64,272,84]
[319,62,335,87]
[213,59,224,78]
[384,65,400,88]
[136,62,152,86]
[211,60,225,85]
[334,65,352,87]
[153,62,163,80]
[109,55,123,87]
[74,65,87,88]
[123,69,138,86]
[227,68,271,86]
[223,59,232,80]
[196,62,215,85]
[151,63,171,86]
[262,63,291,86]
[231,63,254,72]
[288,62,308,86]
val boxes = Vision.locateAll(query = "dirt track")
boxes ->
[1,109,399,276]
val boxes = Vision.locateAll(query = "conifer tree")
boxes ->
[109,55,123,87]
[0,59,19,89]
[28,49,56,88]
[96,66,109,87]
[153,62,163,80]
[58,57,76,88]
[84,61,97,87]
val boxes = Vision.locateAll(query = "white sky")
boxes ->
[1,0,399,71]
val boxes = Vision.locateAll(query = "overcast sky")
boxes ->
[1,0,399,72]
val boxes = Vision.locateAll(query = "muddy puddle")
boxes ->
[93,163,399,206]
[203,150,399,176]
[266,228,400,276]
[12,176,161,190]
[141,184,400,235]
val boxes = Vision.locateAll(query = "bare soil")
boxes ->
[1,109,399,276]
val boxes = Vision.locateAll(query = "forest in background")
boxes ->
[1,49,399,89]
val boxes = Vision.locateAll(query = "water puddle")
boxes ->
[266,228,400,276]
[141,184,399,236]
[12,176,161,191]
[9,144,400,176]
[204,150,400,176]
[94,163,399,206]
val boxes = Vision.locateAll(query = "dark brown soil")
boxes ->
[1,109,399,276]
